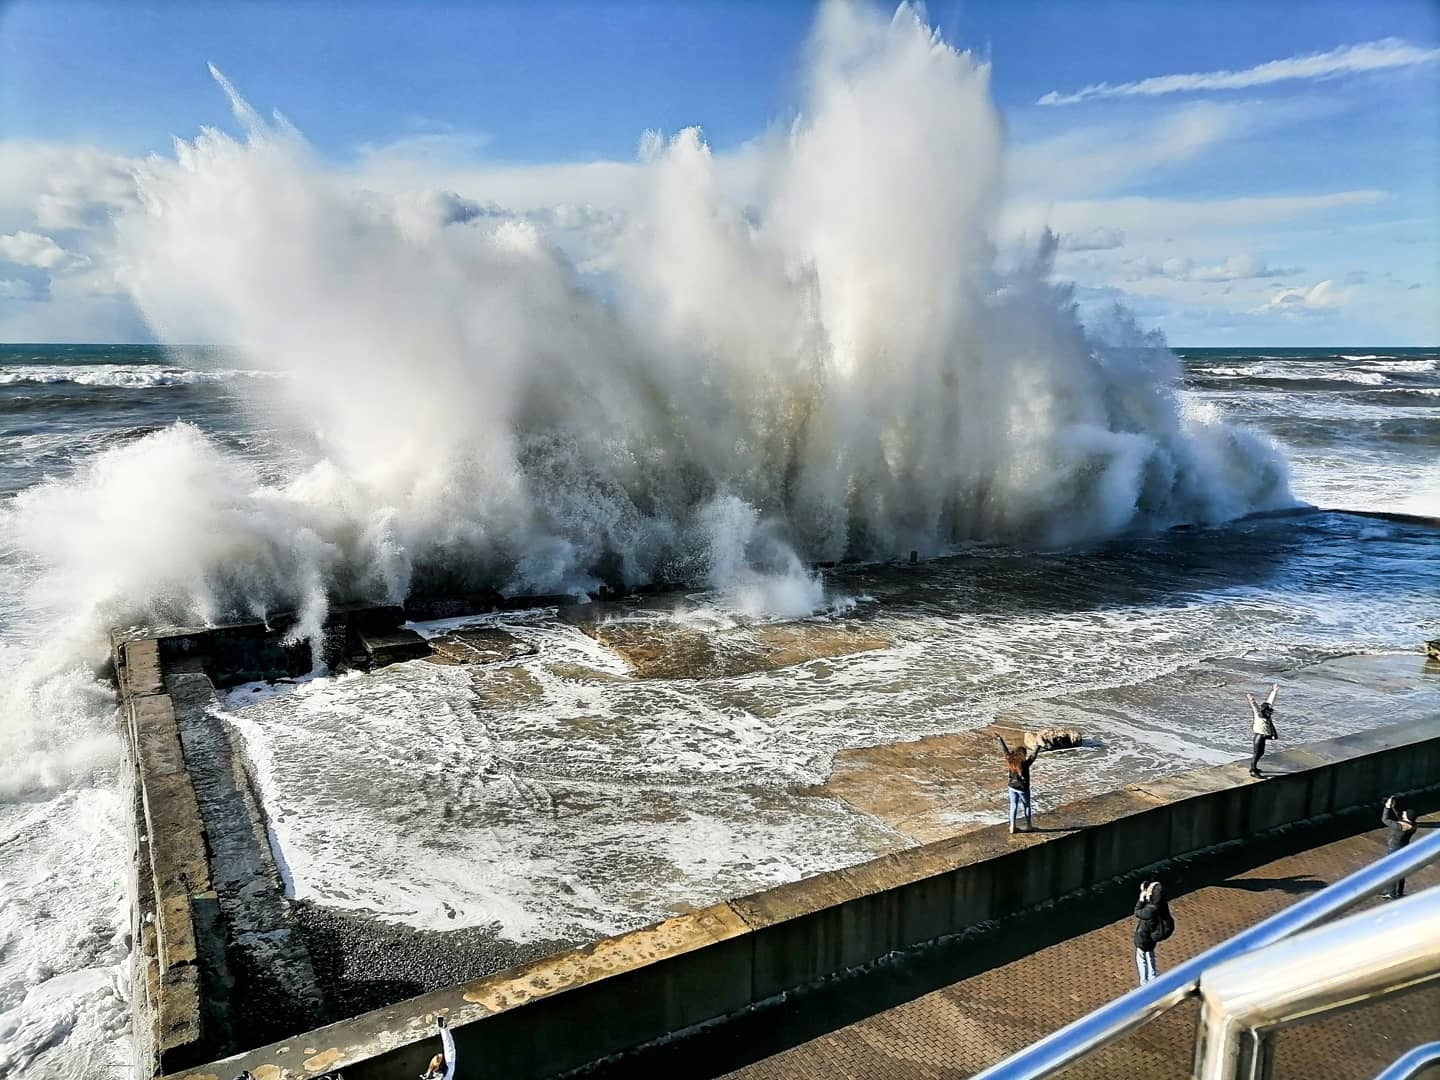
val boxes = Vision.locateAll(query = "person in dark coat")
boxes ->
[1382,800,1418,900]
[997,735,1040,833]
[1133,880,1171,984]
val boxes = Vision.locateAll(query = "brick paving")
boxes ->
[723,827,1440,1080]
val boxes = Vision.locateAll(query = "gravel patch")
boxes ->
[292,900,575,1023]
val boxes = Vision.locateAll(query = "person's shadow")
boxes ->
[1218,874,1325,895]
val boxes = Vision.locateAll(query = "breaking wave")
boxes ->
[0,365,275,389]
[12,1,1290,638]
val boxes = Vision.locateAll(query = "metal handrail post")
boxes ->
[1194,886,1440,1080]
[970,829,1440,1080]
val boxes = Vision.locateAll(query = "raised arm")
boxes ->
[997,735,1009,756]
[1265,684,1279,707]
[439,1018,457,1080]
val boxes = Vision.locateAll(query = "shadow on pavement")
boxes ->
[565,790,1440,1080]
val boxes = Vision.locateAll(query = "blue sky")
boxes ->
[0,0,1436,345]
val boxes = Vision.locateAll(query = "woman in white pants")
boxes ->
[1245,684,1279,777]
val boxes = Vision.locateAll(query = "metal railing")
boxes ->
[1194,885,1440,1079]
[1374,1041,1440,1080]
[971,828,1440,1080]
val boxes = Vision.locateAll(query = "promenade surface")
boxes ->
[723,826,1440,1080]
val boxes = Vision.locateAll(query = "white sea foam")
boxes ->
[0,364,277,388]
[1330,370,1387,385]
[209,544,1440,943]
[1358,357,1438,374]
[1194,362,1393,386]
[0,645,132,1080]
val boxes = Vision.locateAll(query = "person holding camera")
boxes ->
[1133,879,1174,985]
[1381,795,1419,900]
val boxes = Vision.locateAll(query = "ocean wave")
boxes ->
[1193,365,1257,377]
[1357,357,1438,374]
[1357,387,1440,403]
[1192,364,1388,387]
[0,365,278,389]
[1324,370,1387,385]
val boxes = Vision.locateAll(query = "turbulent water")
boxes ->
[2,343,1436,1075]
[0,3,1437,1076]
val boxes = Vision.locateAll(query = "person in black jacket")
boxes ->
[1133,880,1171,984]
[1382,799,1418,900]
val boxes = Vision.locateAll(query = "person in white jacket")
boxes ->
[421,1015,457,1080]
[1245,683,1279,777]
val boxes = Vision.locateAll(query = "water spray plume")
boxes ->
[27,0,1287,637]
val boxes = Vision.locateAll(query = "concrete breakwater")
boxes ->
[115,597,650,1072]
[131,598,1436,1080]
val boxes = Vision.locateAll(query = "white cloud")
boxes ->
[355,128,495,170]
[1250,279,1347,315]
[0,278,36,300]
[1004,189,1388,240]
[0,289,152,342]
[1058,227,1125,251]
[1009,101,1250,196]
[0,230,85,270]
[0,143,141,233]
[1039,37,1440,106]
[1157,253,1298,282]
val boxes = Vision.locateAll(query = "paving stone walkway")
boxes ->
[724,826,1440,1080]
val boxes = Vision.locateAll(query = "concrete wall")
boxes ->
[115,635,215,1074]
[167,715,1440,1080]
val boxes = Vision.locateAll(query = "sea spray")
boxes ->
[0,5,1384,1071]
[94,3,1289,634]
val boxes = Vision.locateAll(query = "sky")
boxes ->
[0,0,1436,346]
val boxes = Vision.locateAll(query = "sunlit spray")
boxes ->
[24,0,1292,643]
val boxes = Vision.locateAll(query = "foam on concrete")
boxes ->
[163,714,1440,1080]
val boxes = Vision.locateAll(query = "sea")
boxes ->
[0,343,1437,1076]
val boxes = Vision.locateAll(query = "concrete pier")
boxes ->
[159,712,1440,1080]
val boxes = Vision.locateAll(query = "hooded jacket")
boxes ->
[1133,887,1171,950]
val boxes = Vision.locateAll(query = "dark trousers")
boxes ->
[1250,734,1268,773]
[1387,876,1406,900]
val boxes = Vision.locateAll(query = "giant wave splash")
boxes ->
[21,1,1288,643]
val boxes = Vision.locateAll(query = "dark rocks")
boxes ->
[290,900,572,1024]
